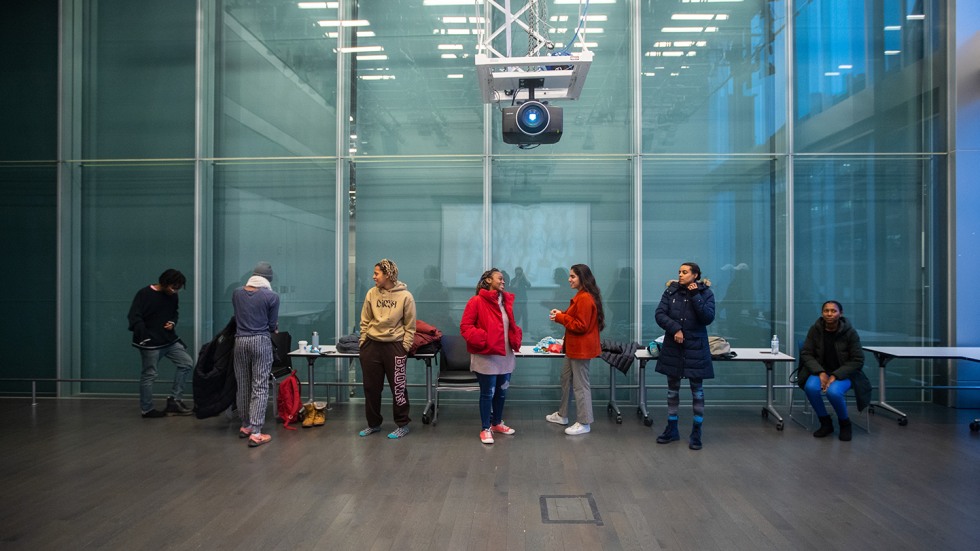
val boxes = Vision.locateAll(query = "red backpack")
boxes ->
[277,370,303,430]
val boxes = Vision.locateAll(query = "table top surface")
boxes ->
[288,345,435,359]
[635,348,795,362]
[862,346,980,361]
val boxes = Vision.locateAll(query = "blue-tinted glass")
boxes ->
[642,157,783,400]
[492,157,632,400]
[217,1,338,157]
[1,1,58,161]
[79,164,195,393]
[641,0,784,154]
[353,160,483,400]
[82,0,196,159]
[0,166,57,394]
[794,0,947,153]
[793,156,945,401]
[213,161,338,343]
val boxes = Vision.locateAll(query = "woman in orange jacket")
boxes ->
[546,264,605,435]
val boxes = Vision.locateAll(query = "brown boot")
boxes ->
[301,402,316,428]
[313,401,327,426]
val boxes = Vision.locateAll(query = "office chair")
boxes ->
[432,334,479,425]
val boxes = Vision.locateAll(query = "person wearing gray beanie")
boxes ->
[253,261,274,282]
[233,261,281,447]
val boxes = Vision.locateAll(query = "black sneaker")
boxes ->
[165,397,193,416]
[142,409,166,418]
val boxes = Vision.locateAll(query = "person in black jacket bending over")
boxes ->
[798,300,871,441]
[128,268,194,418]
[653,262,715,450]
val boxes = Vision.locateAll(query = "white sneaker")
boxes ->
[546,412,569,425]
[564,422,591,435]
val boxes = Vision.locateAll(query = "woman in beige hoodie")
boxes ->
[357,258,417,439]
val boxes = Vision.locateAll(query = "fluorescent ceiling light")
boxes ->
[422,0,477,5]
[662,27,705,33]
[447,74,465,79]
[356,55,388,61]
[446,29,472,35]
[643,72,657,77]
[438,44,464,50]
[824,72,841,76]
[442,16,467,23]
[906,14,926,20]
[585,15,608,22]
[884,50,901,55]
[441,53,458,59]
[359,75,396,80]
[299,2,338,8]
[838,64,852,69]
[884,25,902,31]
[339,45,383,53]
[550,15,570,22]
[318,19,370,27]
[663,51,684,56]
[357,31,376,37]
[673,40,694,47]
[672,14,716,20]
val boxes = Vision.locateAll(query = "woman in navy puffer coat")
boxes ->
[653,262,715,450]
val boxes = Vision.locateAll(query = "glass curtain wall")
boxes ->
[0,1,59,394]
[0,1,950,409]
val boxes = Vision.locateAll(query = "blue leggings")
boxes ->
[476,372,511,429]
[803,375,851,420]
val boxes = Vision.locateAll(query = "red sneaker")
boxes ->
[480,429,494,444]
[491,422,515,435]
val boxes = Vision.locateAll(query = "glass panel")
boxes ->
[352,159,484,401]
[793,156,945,402]
[82,0,196,159]
[79,163,196,394]
[641,0,785,154]
[217,0,338,157]
[794,0,947,153]
[489,0,633,154]
[0,165,58,394]
[642,157,783,401]
[493,157,633,401]
[1,0,58,161]
[212,160,338,350]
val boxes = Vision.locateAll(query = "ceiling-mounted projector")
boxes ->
[502,100,563,145]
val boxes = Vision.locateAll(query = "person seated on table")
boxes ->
[797,300,872,442]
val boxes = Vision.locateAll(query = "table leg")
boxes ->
[870,355,908,425]
[421,357,435,425]
[761,361,784,430]
[638,359,652,426]
[607,365,622,424]
[306,357,317,404]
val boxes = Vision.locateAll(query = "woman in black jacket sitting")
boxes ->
[798,300,871,442]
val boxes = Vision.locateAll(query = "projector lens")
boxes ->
[516,101,550,135]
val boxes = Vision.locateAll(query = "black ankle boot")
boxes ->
[838,418,852,441]
[656,419,679,444]
[689,423,703,450]
[813,415,834,438]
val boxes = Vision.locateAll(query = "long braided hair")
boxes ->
[475,268,501,295]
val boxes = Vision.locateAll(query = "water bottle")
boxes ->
[312,331,320,350]
[770,334,779,355]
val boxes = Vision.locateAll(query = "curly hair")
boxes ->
[376,258,399,284]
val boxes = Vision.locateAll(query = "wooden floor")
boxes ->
[1,397,979,550]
